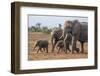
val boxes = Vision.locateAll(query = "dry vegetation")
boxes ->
[28,32,88,61]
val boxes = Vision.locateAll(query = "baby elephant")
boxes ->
[56,33,72,54]
[56,40,64,53]
[33,40,48,53]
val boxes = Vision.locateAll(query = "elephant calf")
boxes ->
[56,33,72,53]
[56,40,64,53]
[33,40,48,53]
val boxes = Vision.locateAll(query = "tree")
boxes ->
[58,24,62,29]
[35,23,41,32]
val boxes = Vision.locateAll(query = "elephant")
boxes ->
[56,32,72,54]
[33,40,48,53]
[62,20,88,53]
[56,40,64,53]
[63,32,72,53]
[51,28,63,52]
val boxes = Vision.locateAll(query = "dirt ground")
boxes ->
[28,32,88,61]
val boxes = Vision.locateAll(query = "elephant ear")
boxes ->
[71,20,81,36]
[72,20,79,27]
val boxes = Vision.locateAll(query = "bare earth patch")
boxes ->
[28,32,88,61]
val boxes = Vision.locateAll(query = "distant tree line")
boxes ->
[28,23,62,34]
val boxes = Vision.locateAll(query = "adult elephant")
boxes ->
[62,20,88,53]
[51,28,63,52]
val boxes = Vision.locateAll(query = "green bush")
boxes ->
[28,26,53,34]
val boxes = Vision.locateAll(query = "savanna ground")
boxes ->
[28,32,88,61]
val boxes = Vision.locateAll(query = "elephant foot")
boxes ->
[68,49,71,52]
[75,48,80,53]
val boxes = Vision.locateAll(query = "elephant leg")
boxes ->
[52,39,57,53]
[75,48,80,53]
[65,45,69,54]
[52,43,55,52]
[43,48,45,52]
[68,45,71,52]
[64,41,67,53]
[51,37,55,52]
[56,46,59,50]
[33,45,36,51]
[57,47,60,54]
[38,48,43,53]
[72,36,77,53]
[67,43,71,52]
[46,47,48,53]
[64,49,67,54]
[37,48,40,53]
[81,42,84,53]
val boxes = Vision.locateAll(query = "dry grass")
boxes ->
[28,32,88,61]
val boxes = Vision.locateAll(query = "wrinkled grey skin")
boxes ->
[51,28,63,52]
[33,40,48,53]
[63,20,88,53]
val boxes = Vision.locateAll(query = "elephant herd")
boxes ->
[33,20,88,54]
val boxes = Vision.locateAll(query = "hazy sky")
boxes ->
[28,15,88,28]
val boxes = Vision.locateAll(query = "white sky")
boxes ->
[28,15,88,28]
